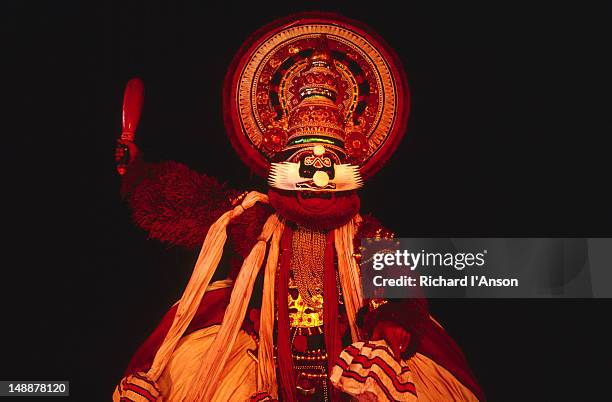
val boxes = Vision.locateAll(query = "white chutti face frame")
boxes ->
[268,162,364,192]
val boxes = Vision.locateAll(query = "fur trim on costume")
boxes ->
[122,159,239,249]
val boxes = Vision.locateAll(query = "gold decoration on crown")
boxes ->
[225,14,410,179]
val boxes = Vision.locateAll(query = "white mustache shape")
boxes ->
[268,162,364,192]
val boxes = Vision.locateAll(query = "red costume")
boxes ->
[113,13,483,402]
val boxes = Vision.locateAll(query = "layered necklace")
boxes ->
[290,226,327,307]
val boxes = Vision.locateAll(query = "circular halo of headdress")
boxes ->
[223,12,410,180]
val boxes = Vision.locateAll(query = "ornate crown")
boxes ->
[283,35,347,158]
[224,12,410,181]
[294,36,342,102]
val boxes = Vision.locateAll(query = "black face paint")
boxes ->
[299,191,333,199]
[298,154,335,179]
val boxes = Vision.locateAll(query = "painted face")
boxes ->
[268,145,363,193]
[267,145,361,230]
[298,148,335,189]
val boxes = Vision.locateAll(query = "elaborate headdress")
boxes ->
[224,12,411,189]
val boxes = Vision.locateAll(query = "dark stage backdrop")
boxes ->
[3,1,611,401]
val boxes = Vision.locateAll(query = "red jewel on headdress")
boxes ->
[346,131,369,160]
[261,127,288,153]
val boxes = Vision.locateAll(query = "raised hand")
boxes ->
[371,320,412,362]
[116,77,144,175]
[115,139,139,174]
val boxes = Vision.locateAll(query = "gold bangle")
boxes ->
[368,298,388,312]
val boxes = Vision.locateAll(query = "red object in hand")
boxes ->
[122,78,144,141]
[117,77,144,175]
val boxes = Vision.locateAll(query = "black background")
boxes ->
[3,1,611,401]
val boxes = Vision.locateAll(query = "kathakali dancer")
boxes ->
[113,13,484,402]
